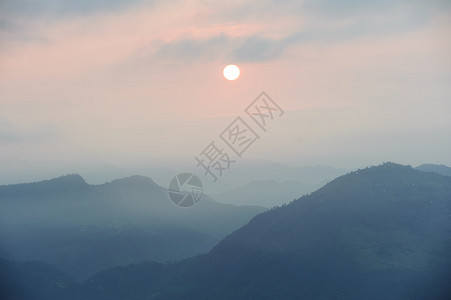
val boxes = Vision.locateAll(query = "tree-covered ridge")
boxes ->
[2,163,451,299]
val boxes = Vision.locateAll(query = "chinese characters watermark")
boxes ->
[168,91,284,208]
[195,92,284,184]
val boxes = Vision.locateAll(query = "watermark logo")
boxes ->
[167,91,284,208]
[167,173,203,208]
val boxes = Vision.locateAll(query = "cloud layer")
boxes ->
[0,0,450,175]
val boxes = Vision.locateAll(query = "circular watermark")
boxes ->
[167,173,203,208]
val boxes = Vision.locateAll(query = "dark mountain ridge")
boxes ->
[3,163,451,299]
[64,163,451,300]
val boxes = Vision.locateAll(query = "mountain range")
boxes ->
[0,174,264,280]
[0,160,347,194]
[2,163,450,299]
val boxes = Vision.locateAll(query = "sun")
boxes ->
[223,64,240,80]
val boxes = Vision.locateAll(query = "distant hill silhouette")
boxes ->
[204,162,346,193]
[3,163,451,299]
[0,174,89,196]
[0,175,264,280]
[416,163,451,177]
[210,179,319,207]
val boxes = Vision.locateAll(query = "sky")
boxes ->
[0,0,450,184]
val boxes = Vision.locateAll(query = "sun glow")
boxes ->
[223,65,240,80]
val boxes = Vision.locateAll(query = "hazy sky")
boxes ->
[1,0,450,183]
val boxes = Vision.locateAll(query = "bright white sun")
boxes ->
[223,64,240,80]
